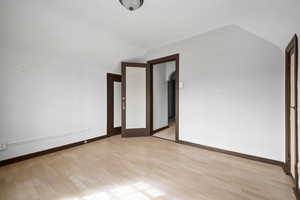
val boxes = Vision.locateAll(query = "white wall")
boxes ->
[0,0,144,161]
[166,61,176,81]
[153,63,168,130]
[145,25,285,161]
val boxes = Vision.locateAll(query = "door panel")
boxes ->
[290,52,297,178]
[122,62,148,137]
[291,108,296,178]
[107,73,122,136]
[114,82,122,127]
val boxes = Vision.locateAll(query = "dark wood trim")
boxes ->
[284,34,299,192]
[122,63,126,135]
[147,54,180,142]
[284,39,290,175]
[122,62,147,68]
[153,125,169,134]
[175,55,179,142]
[107,73,122,137]
[148,54,180,64]
[107,73,122,81]
[121,62,149,137]
[294,187,300,200]
[0,135,108,167]
[178,140,284,167]
[111,127,121,136]
[146,63,151,136]
[122,128,147,137]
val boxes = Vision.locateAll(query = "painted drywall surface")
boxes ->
[39,0,300,51]
[166,61,176,81]
[153,63,168,130]
[145,25,284,161]
[0,1,144,161]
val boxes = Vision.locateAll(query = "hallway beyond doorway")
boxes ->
[153,121,176,141]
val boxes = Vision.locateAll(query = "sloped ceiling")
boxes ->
[3,0,300,51]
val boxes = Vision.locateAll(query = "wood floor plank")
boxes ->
[0,135,295,200]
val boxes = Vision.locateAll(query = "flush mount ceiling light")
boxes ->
[119,0,144,11]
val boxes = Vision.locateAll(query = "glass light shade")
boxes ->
[119,0,144,11]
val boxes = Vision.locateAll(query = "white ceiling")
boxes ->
[4,0,300,51]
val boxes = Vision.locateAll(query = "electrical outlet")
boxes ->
[0,144,7,151]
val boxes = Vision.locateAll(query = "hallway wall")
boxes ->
[153,62,176,130]
[153,64,168,130]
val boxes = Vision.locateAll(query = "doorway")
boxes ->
[284,35,298,191]
[107,73,122,136]
[148,54,179,142]
[168,71,176,122]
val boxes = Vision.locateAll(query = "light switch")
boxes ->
[179,82,184,89]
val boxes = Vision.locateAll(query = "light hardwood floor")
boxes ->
[154,122,175,141]
[0,135,296,200]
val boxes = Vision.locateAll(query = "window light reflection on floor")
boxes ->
[83,192,111,200]
[61,181,166,200]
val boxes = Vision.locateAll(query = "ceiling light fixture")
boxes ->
[119,0,144,11]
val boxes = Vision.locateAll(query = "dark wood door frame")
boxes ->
[284,35,299,192]
[122,62,149,137]
[147,54,180,142]
[107,73,122,136]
